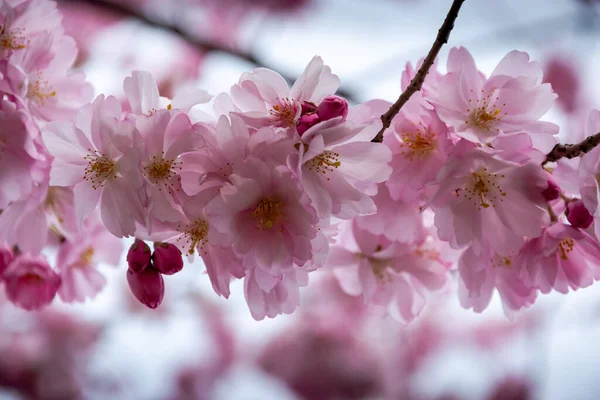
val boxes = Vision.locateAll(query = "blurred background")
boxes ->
[2,0,600,399]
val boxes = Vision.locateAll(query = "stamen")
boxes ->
[465,90,507,131]
[27,73,56,105]
[270,98,298,127]
[455,168,507,211]
[0,26,26,54]
[177,219,209,255]
[399,122,436,160]
[83,151,117,189]
[306,151,341,181]
[251,197,285,231]
[557,238,574,261]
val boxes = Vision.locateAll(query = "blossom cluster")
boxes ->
[3,0,600,322]
[0,0,123,310]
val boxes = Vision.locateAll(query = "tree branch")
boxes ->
[58,0,357,101]
[543,132,600,165]
[371,0,466,143]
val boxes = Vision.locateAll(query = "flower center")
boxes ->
[251,197,285,231]
[44,186,67,223]
[0,26,26,53]
[74,247,95,268]
[466,90,506,131]
[27,74,56,106]
[270,98,298,127]
[22,273,43,284]
[306,151,341,181]
[144,156,181,186]
[557,238,574,261]
[455,168,507,210]
[491,254,512,268]
[399,126,436,160]
[177,219,209,255]
[83,151,117,189]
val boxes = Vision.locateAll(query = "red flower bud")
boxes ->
[297,113,320,135]
[152,243,184,275]
[566,200,594,229]
[126,239,152,273]
[126,266,165,309]
[317,95,349,122]
[541,179,561,201]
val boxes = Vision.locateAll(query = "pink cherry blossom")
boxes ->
[206,157,318,275]
[384,92,454,202]
[227,56,340,131]
[0,100,38,208]
[42,95,145,237]
[429,47,558,151]
[0,32,93,122]
[56,215,122,303]
[136,109,200,224]
[354,184,427,244]
[3,254,61,310]
[430,143,550,255]
[0,180,77,255]
[519,223,600,294]
[0,0,63,60]
[328,221,450,323]
[291,118,392,219]
[458,245,536,317]
[244,268,308,320]
[123,70,211,116]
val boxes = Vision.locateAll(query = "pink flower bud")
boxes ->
[297,113,320,135]
[152,242,184,275]
[0,246,14,277]
[126,266,165,309]
[541,179,561,201]
[566,200,594,229]
[317,95,349,122]
[3,255,61,310]
[301,101,318,115]
[127,239,151,272]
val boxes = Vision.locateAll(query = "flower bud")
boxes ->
[301,101,318,115]
[126,239,151,273]
[127,266,165,309]
[566,200,594,229]
[0,246,14,277]
[152,242,184,275]
[297,113,320,135]
[4,255,61,310]
[317,95,349,122]
[541,179,561,201]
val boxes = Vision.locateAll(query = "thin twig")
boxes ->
[543,131,600,165]
[59,0,358,101]
[371,0,466,143]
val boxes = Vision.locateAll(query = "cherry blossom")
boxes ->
[429,47,559,151]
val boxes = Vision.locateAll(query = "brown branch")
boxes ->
[371,0,466,143]
[543,132,600,165]
[58,0,357,102]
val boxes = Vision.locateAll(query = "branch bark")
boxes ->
[543,132,600,165]
[371,0,466,143]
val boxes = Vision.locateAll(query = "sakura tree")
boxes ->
[1,0,600,318]
[1,0,600,396]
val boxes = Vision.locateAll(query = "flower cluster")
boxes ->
[4,0,600,322]
[0,0,122,310]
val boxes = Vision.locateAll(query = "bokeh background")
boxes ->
[2,0,600,399]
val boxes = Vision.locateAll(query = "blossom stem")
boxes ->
[58,0,358,101]
[371,0,466,143]
[543,131,600,165]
